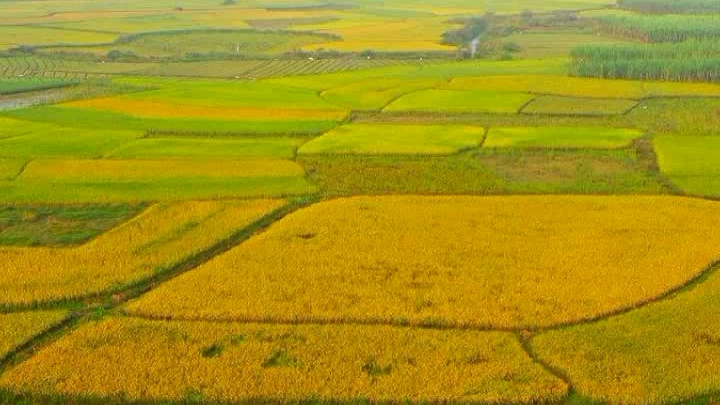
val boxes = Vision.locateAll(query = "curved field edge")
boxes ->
[124,195,720,331]
[0,311,70,362]
[0,199,295,311]
[528,260,720,404]
[0,316,569,404]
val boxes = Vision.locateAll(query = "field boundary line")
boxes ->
[0,199,320,377]
[632,136,685,195]
[7,159,31,181]
[478,127,490,148]
[620,99,643,116]
[0,312,79,376]
[377,86,441,113]
[379,88,436,113]
[515,95,538,114]
[516,332,575,400]
[0,198,318,314]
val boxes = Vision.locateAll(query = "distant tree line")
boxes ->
[570,41,720,81]
[441,17,488,46]
[617,0,720,13]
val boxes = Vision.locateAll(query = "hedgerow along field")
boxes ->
[3,0,720,404]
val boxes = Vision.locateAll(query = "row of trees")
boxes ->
[595,14,720,42]
[617,0,720,14]
[569,42,720,81]
[441,18,488,46]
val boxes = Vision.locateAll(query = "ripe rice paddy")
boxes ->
[0,203,142,247]
[298,124,486,155]
[0,311,68,359]
[0,317,567,403]
[532,262,720,404]
[483,127,643,148]
[0,199,284,306]
[126,195,720,330]
[4,2,720,403]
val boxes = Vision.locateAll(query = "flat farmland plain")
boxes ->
[126,196,720,330]
[3,1,720,404]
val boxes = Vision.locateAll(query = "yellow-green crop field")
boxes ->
[0,199,284,305]
[126,195,720,330]
[4,0,720,404]
[298,123,486,155]
[0,311,68,358]
[0,318,568,402]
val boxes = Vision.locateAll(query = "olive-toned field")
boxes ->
[2,0,720,404]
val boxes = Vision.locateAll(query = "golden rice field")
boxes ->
[531,264,720,403]
[0,311,68,358]
[0,317,568,403]
[0,199,284,306]
[6,1,720,403]
[126,195,720,330]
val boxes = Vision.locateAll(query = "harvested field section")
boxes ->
[127,196,720,329]
[532,263,720,403]
[0,199,285,305]
[476,148,666,194]
[0,317,568,403]
[298,124,485,155]
[384,90,534,114]
[0,311,68,359]
[299,150,665,196]
[522,96,638,116]
[0,204,142,247]
[483,127,643,148]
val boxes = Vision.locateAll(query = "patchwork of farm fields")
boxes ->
[3,0,720,404]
